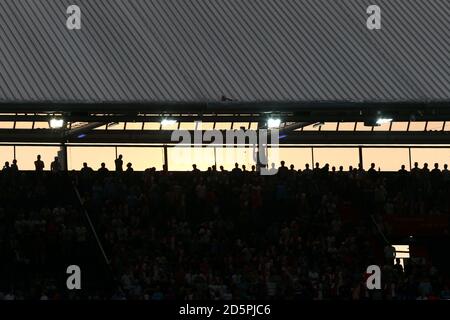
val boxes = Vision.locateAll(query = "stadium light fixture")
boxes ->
[375,117,393,125]
[49,118,64,129]
[161,119,177,126]
[267,118,281,129]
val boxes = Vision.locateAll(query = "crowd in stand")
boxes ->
[0,156,449,300]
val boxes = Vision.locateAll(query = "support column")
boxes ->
[358,146,363,168]
[408,147,412,170]
[163,144,168,170]
[58,142,68,171]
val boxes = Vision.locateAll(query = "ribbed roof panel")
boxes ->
[0,0,448,104]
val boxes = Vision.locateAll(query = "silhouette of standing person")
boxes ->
[115,154,123,172]
[51,156,61,172]
[11,159,18,172]
[34,155,44,172]
[2,161,10,172]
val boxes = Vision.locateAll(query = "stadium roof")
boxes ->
[0,0,449,107]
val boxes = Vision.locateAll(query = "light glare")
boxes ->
[376,118,393,125]
[161,119,177,126]
[49,118,64,129]
[267,118,281,129]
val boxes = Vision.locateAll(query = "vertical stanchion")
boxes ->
[163,144,168,170]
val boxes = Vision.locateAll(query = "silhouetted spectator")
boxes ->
[2,161,10,172]
[303,163,312,175]
[357,163,366,175]
[192,164,200,173]
[98,162,109,174]
[443,164,450,182]
[431,163,441,176]
[10,159,18,172]
[368,163,377,179]
[411,162,420,175]
[50,157,61,172]
[232,163,242,174]
[313,162,321,174]
[398,165,407,174]
[34,155,44,171]
[394,258,404,274]
[81,162,93,174]
[126,163,133,172]
[267,162,277,175]
[278,161,289,176]
[115,155,123,172]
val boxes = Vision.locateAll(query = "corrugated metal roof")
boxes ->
[0,0,449,104]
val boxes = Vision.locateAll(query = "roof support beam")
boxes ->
[0,101,449,115]
[0,129,448,145]
[64,122,108,139]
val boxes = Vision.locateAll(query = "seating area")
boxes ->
[0,163,449,300]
